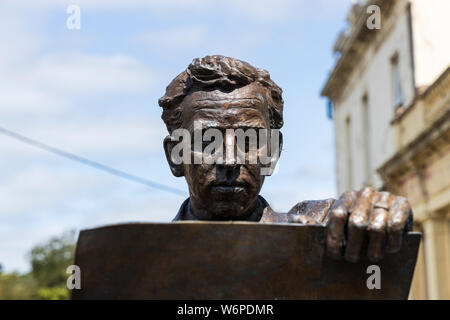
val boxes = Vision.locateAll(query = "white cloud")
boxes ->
[0,88,69,114]
[0,164,182,272]
[0,116,166,160]
[0,221,74,273]
[0,8,48,69]
[0,53,157,117]
[138,25,207,50]
[135,23,277,57]
[79,192,182,227]
[31,53,156,95]
[0,167,110,217]
[6,0,304,21]
[227,0,302,21]
[0,3,159,115]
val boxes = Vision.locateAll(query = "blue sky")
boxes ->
[0,0,351,272]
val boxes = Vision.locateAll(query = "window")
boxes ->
[391,53,404,108]
[361,93,371,185]
[345,116,353,189]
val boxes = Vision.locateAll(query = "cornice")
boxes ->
[321,0,397,102]
[378,109,450,181]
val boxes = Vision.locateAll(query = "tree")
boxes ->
[0,272,38,300]
[29,230,76,290]
[0,230,77,300]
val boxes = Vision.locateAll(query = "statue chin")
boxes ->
[198,198,257,220]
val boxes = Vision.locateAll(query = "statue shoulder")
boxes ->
[259,198,336,225]
[287,198,336,225]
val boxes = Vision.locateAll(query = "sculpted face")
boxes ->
[161,55,284,221]
[175,82,273,220]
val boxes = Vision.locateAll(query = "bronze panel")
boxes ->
[72,222,420,300]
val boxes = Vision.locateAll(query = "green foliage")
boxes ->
[29,230,76,288]
[0,230,76,300]
[37,286,70,300]
[0,272,38,300]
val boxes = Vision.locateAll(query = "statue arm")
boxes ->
[287,199,336,225]
[286,188,413,263]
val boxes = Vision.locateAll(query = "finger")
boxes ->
[367,192,393,262]
[345,187,376,262]
[326,190,357,259]
[386,196,413,253]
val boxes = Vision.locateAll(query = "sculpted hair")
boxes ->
[158,55,284,134]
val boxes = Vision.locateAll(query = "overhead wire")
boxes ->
[0,126,187,197]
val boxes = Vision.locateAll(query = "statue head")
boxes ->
[159,55,284,220]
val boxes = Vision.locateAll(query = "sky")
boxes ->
[0,0,352,272]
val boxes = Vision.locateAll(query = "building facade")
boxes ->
[322,0,450,299]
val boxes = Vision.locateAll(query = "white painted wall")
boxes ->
[411,0,450,89]
[334,0,415,194]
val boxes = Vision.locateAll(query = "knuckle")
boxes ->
[395,196,412,209]
[348,217,366,230]
[374,191,394,206]
[339,190,357,200]
[330,206,347,220]
[361,186,375,196]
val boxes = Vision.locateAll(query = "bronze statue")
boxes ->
[71,55,420,300]
[159,55,413,263]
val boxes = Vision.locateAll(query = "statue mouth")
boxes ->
[210,182,248,193]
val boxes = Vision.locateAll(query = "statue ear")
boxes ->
[278,131,283,157]
[163,135,185,177]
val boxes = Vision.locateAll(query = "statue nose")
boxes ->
[216,163,241,182]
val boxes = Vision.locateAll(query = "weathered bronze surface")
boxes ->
[71,56,421,300]
[158,55,416,263]
[72,223,420,300]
